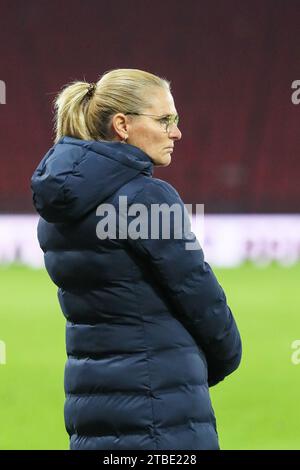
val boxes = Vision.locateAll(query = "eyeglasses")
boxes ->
[125,113,179,133]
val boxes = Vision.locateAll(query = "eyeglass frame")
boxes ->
[124,112,179,133]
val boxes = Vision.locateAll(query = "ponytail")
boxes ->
[53,69,170,144]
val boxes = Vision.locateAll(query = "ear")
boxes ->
[111,113,129,141]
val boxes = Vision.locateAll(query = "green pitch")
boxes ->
[0,263,299,450]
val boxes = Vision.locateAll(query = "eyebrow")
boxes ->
[159,113,178,118]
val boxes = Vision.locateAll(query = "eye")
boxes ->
[159,117,169,125]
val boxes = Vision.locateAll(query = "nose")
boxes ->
[168,124,182,141]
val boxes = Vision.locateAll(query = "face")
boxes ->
[125,87,182,166]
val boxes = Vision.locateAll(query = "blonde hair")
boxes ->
[53,69,170,144]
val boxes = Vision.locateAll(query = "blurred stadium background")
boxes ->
[0,0,300,450]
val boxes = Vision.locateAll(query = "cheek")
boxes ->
[129,124,165,160]
[134,127,161,149]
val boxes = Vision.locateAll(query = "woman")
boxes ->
[31,68,242,450]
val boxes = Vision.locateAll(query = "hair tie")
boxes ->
[86,83,96,98]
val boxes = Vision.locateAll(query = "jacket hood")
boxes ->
[31,136,153,223]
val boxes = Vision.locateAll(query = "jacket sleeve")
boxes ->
[125,180,242,387]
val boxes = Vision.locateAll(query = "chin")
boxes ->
[154,155,172,167]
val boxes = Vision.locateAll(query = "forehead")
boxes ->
[145,87,177,115]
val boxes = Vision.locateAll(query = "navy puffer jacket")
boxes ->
[31,136,242,450]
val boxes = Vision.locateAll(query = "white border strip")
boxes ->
[0,214,299,268]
